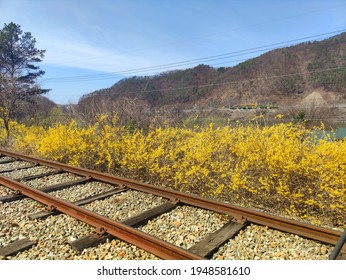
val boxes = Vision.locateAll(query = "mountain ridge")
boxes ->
[78,32,346,111]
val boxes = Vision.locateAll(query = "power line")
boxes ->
[42,29,346,83]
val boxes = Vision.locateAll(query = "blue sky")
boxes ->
[1,0,345,104]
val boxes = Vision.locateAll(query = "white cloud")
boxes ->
[40,36,187,76]
[43,39,128,72]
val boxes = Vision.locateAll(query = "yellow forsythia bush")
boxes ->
[2,117,345,227]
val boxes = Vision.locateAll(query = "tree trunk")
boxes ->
[3,116,10,143]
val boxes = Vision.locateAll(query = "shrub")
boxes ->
[2,118,345,227]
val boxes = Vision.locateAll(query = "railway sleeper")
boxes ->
[0,158,18,164]
[69,201,179,252]
[28,187,128,220]
[19,169,64,181]
[188,220,249,258]
[0,163,39,174]
[0,176,92,203]
[0,238,35,257]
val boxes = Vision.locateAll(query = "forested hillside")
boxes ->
[78,32,346,112]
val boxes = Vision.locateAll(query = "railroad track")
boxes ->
[0,149,345,260]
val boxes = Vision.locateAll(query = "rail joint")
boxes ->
[232,215,248,224]
[93,227,108,237]
[170,198,180,204]
[45,205,57,212]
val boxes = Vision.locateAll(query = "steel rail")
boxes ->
[0,176,205,260]
[0,149,343,248]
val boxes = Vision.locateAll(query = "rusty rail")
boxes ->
[0,149,343,249]
[0,175,204,260]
